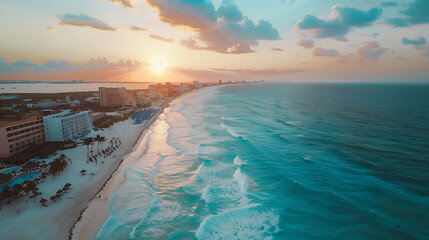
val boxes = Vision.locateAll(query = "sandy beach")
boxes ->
[0,106,163,240]
[70,110,161,240]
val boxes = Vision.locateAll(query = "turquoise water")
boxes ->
[97,83,429,239]
[0,167,20,174]
[0,173,40,192]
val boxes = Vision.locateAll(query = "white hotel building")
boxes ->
[43,110,93,142]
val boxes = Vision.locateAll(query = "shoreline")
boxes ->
[0,103,167,240]
[69,104,164,240]
[69,89,201,239]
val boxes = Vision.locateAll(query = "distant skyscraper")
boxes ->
[193,81,202,89]
[179,83,191,93]
[99,87,137,107]
[149,83,177,98]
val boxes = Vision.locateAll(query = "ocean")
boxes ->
[97,83,429,240]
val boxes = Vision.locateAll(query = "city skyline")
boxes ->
[0,0,428,82]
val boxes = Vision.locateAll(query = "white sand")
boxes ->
[0,107,162,240]
[71,112,160,240]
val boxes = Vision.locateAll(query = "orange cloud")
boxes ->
[149,34,173,42]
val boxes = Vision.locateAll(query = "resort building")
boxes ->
[179,83,191,93]
[137,92,150,105]
[193,81,203,89]
[43,110,93,142]
[149,83,178,99]
[0,113,45,158]
[99,87,137,107]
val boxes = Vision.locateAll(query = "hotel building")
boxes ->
[149,83,178,99]
[0,114,45,158]
[99,87,137,107]
[43,110,93,142]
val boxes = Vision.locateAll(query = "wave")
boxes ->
[196,204,280,240]
[129,191,181,239]
[220,122,247,140]
[196,144,221,155]
[201,168,248,204]
[275,118,297,127]
[233,155,247,166]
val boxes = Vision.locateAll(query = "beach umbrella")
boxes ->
[39,198,47,207]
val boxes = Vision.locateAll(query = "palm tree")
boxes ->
[94,135,102,155]
[23,180,38,203]
[0,186,13,210]
[100,136,106,153]
[12,183,23,198]
[83,137,93,160]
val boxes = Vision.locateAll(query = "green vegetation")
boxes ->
[0,91,96,118]
[48,154,69,178]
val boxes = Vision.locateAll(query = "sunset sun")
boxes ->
[151,58,167,74]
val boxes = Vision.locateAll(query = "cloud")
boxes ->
[272,47,284,52]
[230,43,254,54]
[149,34,173,42]
[11,60,36,67]
[358,41,387,60]
[218,0,243,22]
[58,14,116,31]
[281,0,296,4]
[146,0,217,29]
[0,57,143,81]
[147,0,280,54]
[387,0,429,27]
[402,37,426,45]
[180,38,204,50]
[313,47,339,57]
[0,57,142,74]
[380,2,398,7]
[88,57,142,71]
[386,18,409,27]
[109,0,134,8]
[296,5,382,41]
[297,38,314,48]
[402,36,427,50]
[0,58,84,73]
[129,25,146,31]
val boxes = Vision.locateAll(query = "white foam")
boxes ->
[220,123,247,140]
[201,168,248,204]
[130,192,180,239]
[233,155,247,166]
[196,204,280,240]
[196,144,220,155]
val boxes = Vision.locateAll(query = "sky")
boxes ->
[0,0,428,82]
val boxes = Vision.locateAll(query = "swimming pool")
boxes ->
[0,173,41,193]
[1,167,21,175]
